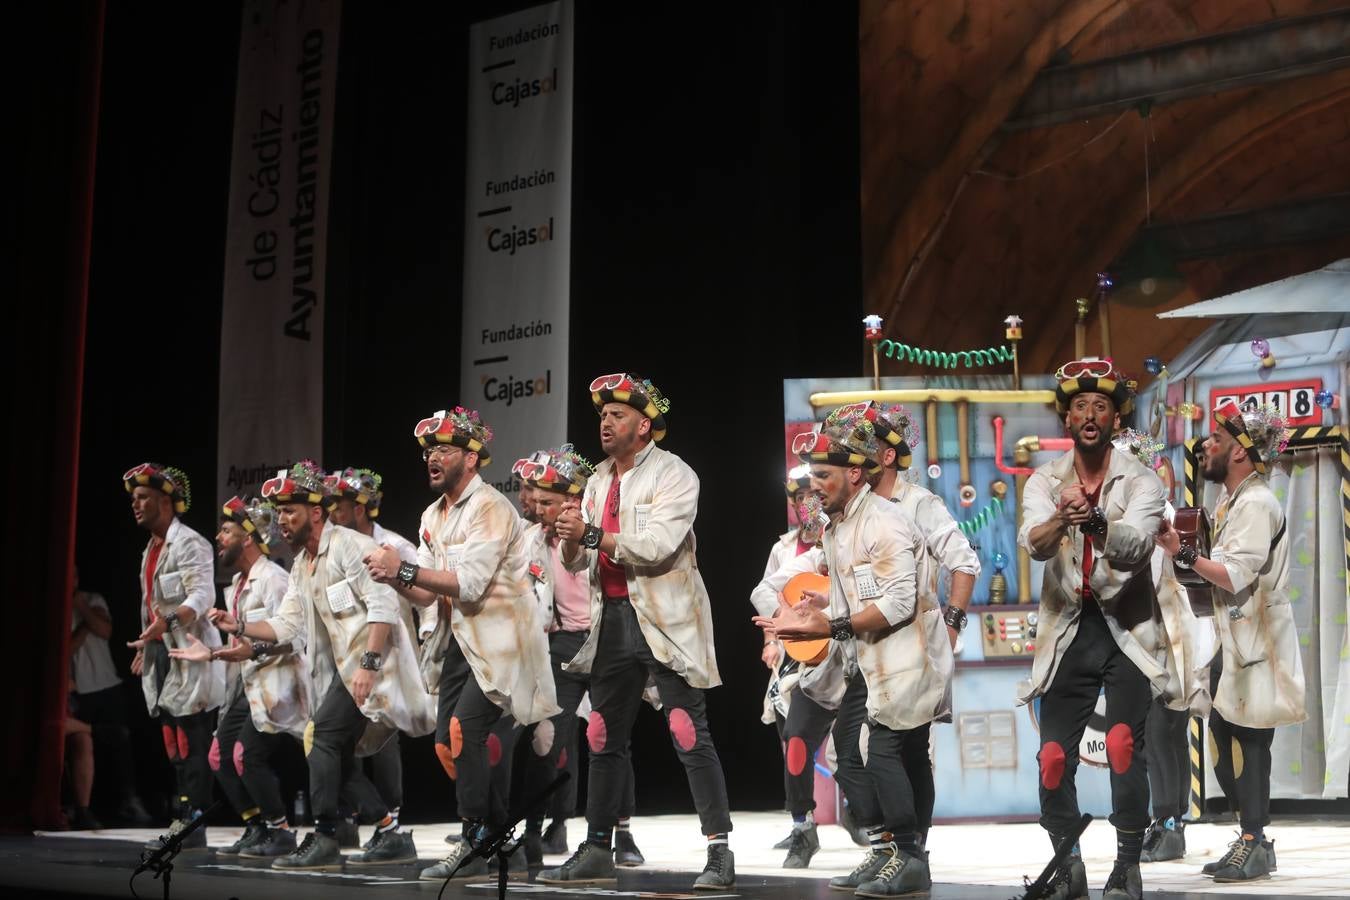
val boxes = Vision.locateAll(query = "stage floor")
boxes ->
[9,811,1349,899]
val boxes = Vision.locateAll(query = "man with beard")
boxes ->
[170,496,306,859]
[364,407,558,882]
[123,463,224,850]
[543,374,735,890]
[859,402,979,853]
[1019,359,1171,900]
[755,406,949,898]
[515,446,645,868]
[1155,403,1304,883]
[746,465,834,868]
[518,481,540,525]
[215,460,432,870]
[326,467,421,854]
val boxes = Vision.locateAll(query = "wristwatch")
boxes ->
[580,524,604,549]
[163,611,180,632]
[1174,545,1199,567]
[359,651,384,671]
[250,641,273,660]
[829,615,855,642]
[396,561,419,588]
[943,606,968,632]
[1080,507,1108,537]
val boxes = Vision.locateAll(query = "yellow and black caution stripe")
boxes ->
[1183,437,1201,508]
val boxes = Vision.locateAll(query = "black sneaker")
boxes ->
[839,804,870,847]
[537,842,618,884]
[856,845,930,898]
[69,807,103,832]
[1042,852,1089,900]
[772,829,796,850]
[239,826,297,859]
[218,821,268,856]
[143,818,207,852]
[693,843,734,890]
[1201,833,1245,876]
[336,817,360,850]
[348,829,418,866]
[615,829,645,867]
[419,839,489,880]
[1263,838,1277,871]
[1102,861,1142,900]
[829,847,893,891]
[1212,836,1271,883]
[117,796,154,826]
[272,831,342,870]
[1141,824,1184,863]
[782,823,819,869]
[541,820,567,854]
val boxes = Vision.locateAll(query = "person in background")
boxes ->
[68,566,152,826]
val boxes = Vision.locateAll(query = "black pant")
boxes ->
[524,629,635,826]
[70,684,140,803]
[1037,602,1151,836]
[1144,697,1191,821]
[832,672,928,834]
[435,636,515,827]
[213,694,256,818]
[367,732,403,813]
[146,640,216,815]
[1208,654,1275,833]
[309,679,386,827]
[774,674,836,817]
[586,598,731,834]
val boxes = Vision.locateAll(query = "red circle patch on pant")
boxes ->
[207,736,221,771]
[786,736,809,776]
[668,708,696,752]
[162,724,179,761]
[1039,741,1066,790]
[435,741,458,780]
[487,732,503,767]
[1106,723,1135,774]
[587,711,607,753]
[233,740,245,776]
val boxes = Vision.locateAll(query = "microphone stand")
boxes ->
[131,800,223,900]
[440,772,571,900]
[1016,813,1092,900]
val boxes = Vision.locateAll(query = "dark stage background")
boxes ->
[42,0,863,825]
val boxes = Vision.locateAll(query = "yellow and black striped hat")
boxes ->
[1053,357,1135,416]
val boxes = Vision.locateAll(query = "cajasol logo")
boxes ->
[483,369,552,407]
[491,68,559,107]
[486,216,554,255]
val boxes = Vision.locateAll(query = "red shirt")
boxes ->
[1081,485,1101,599]
[143,538,165,622]
[597,475,628,598]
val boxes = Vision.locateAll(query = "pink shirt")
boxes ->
[549,536,591,632]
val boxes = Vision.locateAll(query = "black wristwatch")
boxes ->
[580,524,604,549]
[396,561,419,588]
[1080,507,1108,537]
[250,641,273,660]
[1174,545,1199,568]
[943,606,968,632]
[164,611,180,632]
[359,651,383,671]
[829,615,854,642]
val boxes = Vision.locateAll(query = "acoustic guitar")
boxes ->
[1171,506,1213,617]
[780,572,831,665]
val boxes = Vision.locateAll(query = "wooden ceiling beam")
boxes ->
[1006,8,1350,130]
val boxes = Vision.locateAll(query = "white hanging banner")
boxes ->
[461,1,573,497]
[217,0,341,505]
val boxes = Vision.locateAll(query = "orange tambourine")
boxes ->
[781,572,831,665]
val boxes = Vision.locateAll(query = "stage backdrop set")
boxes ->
[1136,261,1350,806]
[782,356,1118,820]
[217,0,342,510]
[460,0,573,496]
